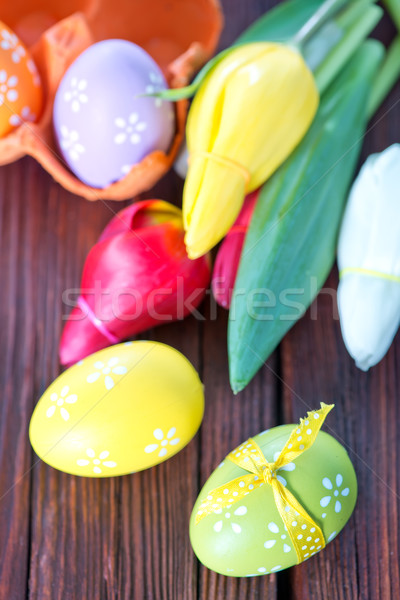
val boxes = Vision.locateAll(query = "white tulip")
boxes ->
[337,144,400,370]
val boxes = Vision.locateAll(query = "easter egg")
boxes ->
[0,21,43,137]
[29,341,203,476]
[53,39,175,188]
[190,425,357,576]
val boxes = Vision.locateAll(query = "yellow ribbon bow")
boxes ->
[195,403,334,563]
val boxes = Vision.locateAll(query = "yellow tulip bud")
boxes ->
[183,42,319,259]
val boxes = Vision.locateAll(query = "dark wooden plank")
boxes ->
[23,164,202,600]
[21,169,124,600]
[114,176,202,600]
[0,159,46,600]
[281,269,400,600]
[116,319,202,600]
[216,0,280,48]
[279,64,400,600]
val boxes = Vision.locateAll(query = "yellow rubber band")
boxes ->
[339,267,400,283]
[189,151,251,188]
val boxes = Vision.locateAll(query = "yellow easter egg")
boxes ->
[29,341,204,477]
[0,22,43,137]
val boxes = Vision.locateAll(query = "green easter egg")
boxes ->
[190,425,357,577]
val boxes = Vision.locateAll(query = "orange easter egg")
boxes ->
[0,21,43,137]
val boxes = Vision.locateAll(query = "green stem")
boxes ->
[367,36,400,118]
[314,4,382,93]
[383,0,400,30]
[291,0,350,46]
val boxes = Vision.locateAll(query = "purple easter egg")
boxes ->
[53,39,175,189]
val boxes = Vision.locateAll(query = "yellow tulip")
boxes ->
[183,42,319,259]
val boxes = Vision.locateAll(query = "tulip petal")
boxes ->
[338,144,400,370]
[212,192,259,308]
[59,200,211,365]
[183,42,318,257]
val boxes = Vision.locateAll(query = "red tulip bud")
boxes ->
[60,200,211,365]
[212,191,259,309]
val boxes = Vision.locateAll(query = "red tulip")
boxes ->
[212,191,259,308]
[59,200,211,365]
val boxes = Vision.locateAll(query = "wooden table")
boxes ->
[0,1,399,598]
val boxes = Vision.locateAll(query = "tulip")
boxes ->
[228,40,384,393]
[183,42,319,259]
[337,144,400,370]
[212,191,258,308]
[59,200,211,366]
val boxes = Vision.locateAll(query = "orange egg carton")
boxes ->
[0,0,223,200]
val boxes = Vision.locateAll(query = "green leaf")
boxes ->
[368,35,400,116]
[228,40,384,393]
[313,2,382,93]
[235,0,325,44]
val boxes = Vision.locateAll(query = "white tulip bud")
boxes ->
[337,144,400,370]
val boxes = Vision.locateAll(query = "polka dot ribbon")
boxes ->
[195,403,334,564]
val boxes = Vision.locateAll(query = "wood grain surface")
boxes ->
[0,1,399,599]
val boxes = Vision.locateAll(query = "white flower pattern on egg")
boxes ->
[245,564,282,577]
[114,113,147,145]
[46,385,77,421]
[59,126,85,161]
[0,70,18,104]
[77,448,117,474]
[63,77,88,112]
[266,520,322,559]
[9,105,37,127]
[145,71,165,108]
[319,473,350,513]
[0,29,26,63]
[121,164,132,176]
[263,521,292,554]
[86,357,128,390]
[212,506,247,534]
[144,428,180,457]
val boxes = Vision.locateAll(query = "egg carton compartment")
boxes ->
[0,0,223,200]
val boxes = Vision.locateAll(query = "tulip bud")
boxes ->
[59,200,211,366]
[212,191,258,308]
[337,144,400,370]
[183,42,319,259]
